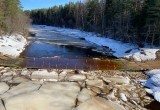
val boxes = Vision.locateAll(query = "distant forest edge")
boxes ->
[0,0,30,35]
[26,0,160,46]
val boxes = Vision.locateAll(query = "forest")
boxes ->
[26,0,160,47]
[0,0,30,35]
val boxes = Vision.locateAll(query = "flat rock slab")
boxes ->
[67,74,86,81]
[86,80,103,88]
[0,82,9,95]
[0,99,5,110]
[3,82,80,110]
[77,88,96,103]
[8,76,30,84]
[103,76,130,84]
[31,70,58,81]
[76,97,126,110]
[0,75,12,82]
[1,81,41,100]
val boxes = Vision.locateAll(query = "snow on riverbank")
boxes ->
[30,25,160,61]
[0,34,27,58]
[124,49,159,62]
[140,70,160,102]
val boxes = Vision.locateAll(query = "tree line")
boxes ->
[26,0,160,46]
[0,0,30,35]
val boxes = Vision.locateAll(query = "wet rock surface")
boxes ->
[0,67,158,110]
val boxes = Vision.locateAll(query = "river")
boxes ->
[21,25,119,70]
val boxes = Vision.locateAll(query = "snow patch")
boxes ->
[140,69,160,102]
[124,49,159,62]
[120,93,127,102]
[146,69,160,77]
[0,34,27,57]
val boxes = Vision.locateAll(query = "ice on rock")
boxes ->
[140,69,160,102]
[146,69,160,77]
[153,91,160,102]
[128,49,159,62]
[120,93,127,102]
[150,74,160,87]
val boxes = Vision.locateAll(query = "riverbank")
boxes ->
[0,67,159,110]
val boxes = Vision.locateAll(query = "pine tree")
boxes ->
[27,0,160,46]
[146,0,160,45]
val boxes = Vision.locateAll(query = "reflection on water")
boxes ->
[22,43,110,58]
[21,25,119,70]
[22,58,120,70]
[145,100,160,110]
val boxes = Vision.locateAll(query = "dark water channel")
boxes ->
[21,25,119,70]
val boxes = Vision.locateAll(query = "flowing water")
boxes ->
[21,25,119,70]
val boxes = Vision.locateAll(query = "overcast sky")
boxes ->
[21,0,80,10]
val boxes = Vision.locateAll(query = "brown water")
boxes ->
[22,57,119,70]
[21,25,119,70]
[145,100,160,110]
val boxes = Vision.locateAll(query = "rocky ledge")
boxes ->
[0,67,157,110]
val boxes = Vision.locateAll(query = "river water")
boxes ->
[21,25,119,70]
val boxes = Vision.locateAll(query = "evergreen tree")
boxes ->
[27,0,160,46]
[145,0,160,45]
